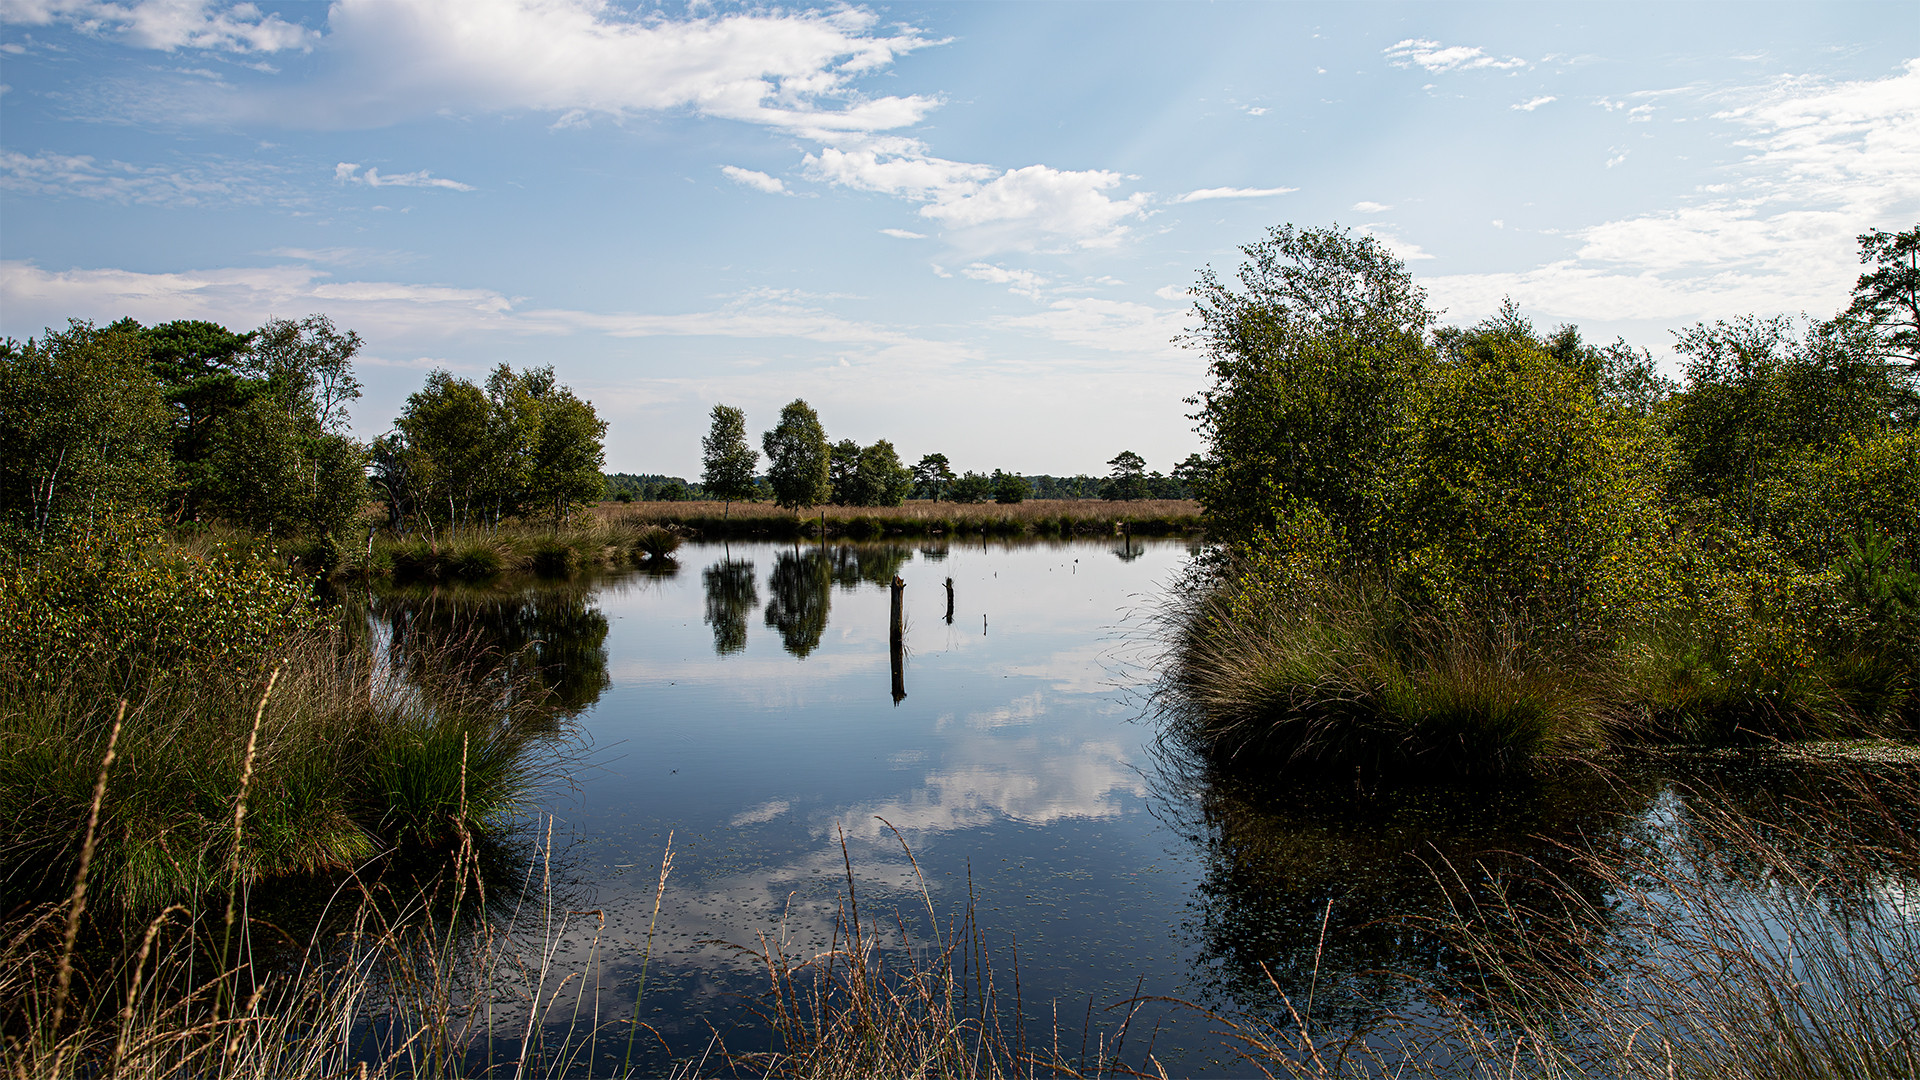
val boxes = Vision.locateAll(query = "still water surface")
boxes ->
[359,538,1915,1074]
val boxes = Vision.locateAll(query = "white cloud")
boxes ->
[1512,95,1557,111]
[334,162,474,191]
[1173,185,1296,203]
[879,228,924,239]
[806,139,1148,251]
[1,147,277,205]
[1000,298,1185,357]
[1153,284,1188,301]
[265,245,415,267]
[720,165,785,194]
[1384,38,1527,73]
[961,262,1047,298]
[1424,59,1920,324]
[1352,200,1393,213]
[4,0,317,53]
[199,0,943,135]
[1359,226,1434,260]
[0,260,950,351]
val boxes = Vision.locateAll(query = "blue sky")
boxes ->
[2,1,1914,477]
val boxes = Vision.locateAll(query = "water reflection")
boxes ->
[702,559,758,656]
[831,543,913,590]
[369,581,612,716]
[765,548,833,658]
[1154,755,1664,1027]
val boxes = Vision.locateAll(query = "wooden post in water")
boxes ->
[889,576,907,704]
[943,576,955,624]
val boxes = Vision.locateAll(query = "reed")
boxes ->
[720,820,1145,1080]
[597,499,1203,541]
[1142,758,1920,1079]
[1161,563,1615,777]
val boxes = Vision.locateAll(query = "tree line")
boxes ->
[684,401,1200,516]
[2,316,608,553]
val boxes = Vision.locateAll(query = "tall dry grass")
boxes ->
[720,820,1156,1080]
[1161,565,1616,777]
[598,499,1201,541]
[3,706,690,1079]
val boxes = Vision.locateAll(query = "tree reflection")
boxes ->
[702,559,758,655]
[369,581,612,719]
[1159,758,1662,1029]
[765,548,833,658]
[829,543,913,590]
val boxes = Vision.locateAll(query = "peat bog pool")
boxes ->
[349,538,1919,1075]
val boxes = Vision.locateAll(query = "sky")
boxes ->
[1,1,1915,477]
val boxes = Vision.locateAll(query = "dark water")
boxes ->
[355,539,1919,1075]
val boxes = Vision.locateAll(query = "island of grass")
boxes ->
[1162,225,1917,779]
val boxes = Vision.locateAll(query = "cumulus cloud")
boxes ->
[1424,59,1920,324]
[805,138,1148,250]
[175,0,944,135]
[1512,95,1557,111]
[1384,38,1527,73]
[879,228,924,239]
[3,0,317,53]
[720,165,786,194]
[1173,185,1296,203]
[1352,200,1393,213]
[334,162,473,191]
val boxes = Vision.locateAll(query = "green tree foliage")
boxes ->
[1666,313,1917,537]
[828,438,863,505]
[1186,224,1432,550]
[762,399,831,514]
[948,471,993,504]
[138,318,257,519]
[700,404,759,518]
[1848,225,1920,367]
[379,364,604,532]
[1103,450,1149,501]
[1395,309,1662,624]
[527,383,607,526]
[1180,222,1920,759]
[991,470,1031,504]
[912,453,954,500]
[853,440,915,507]
[0,321,171,542]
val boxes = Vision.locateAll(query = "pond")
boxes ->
[354,538,1920,1075]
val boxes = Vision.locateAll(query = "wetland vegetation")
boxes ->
[2,221,1915,1077]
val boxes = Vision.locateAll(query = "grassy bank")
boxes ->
[319,519,684,584]
[1,519,577,912]
[597,498,1202,541]
[1161,549,1918,778]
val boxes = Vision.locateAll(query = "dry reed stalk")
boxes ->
[49,699,126,1054]
[623,831,675,1074]
[219,663,281,1030]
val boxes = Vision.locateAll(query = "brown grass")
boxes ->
[595,499,1202,540]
